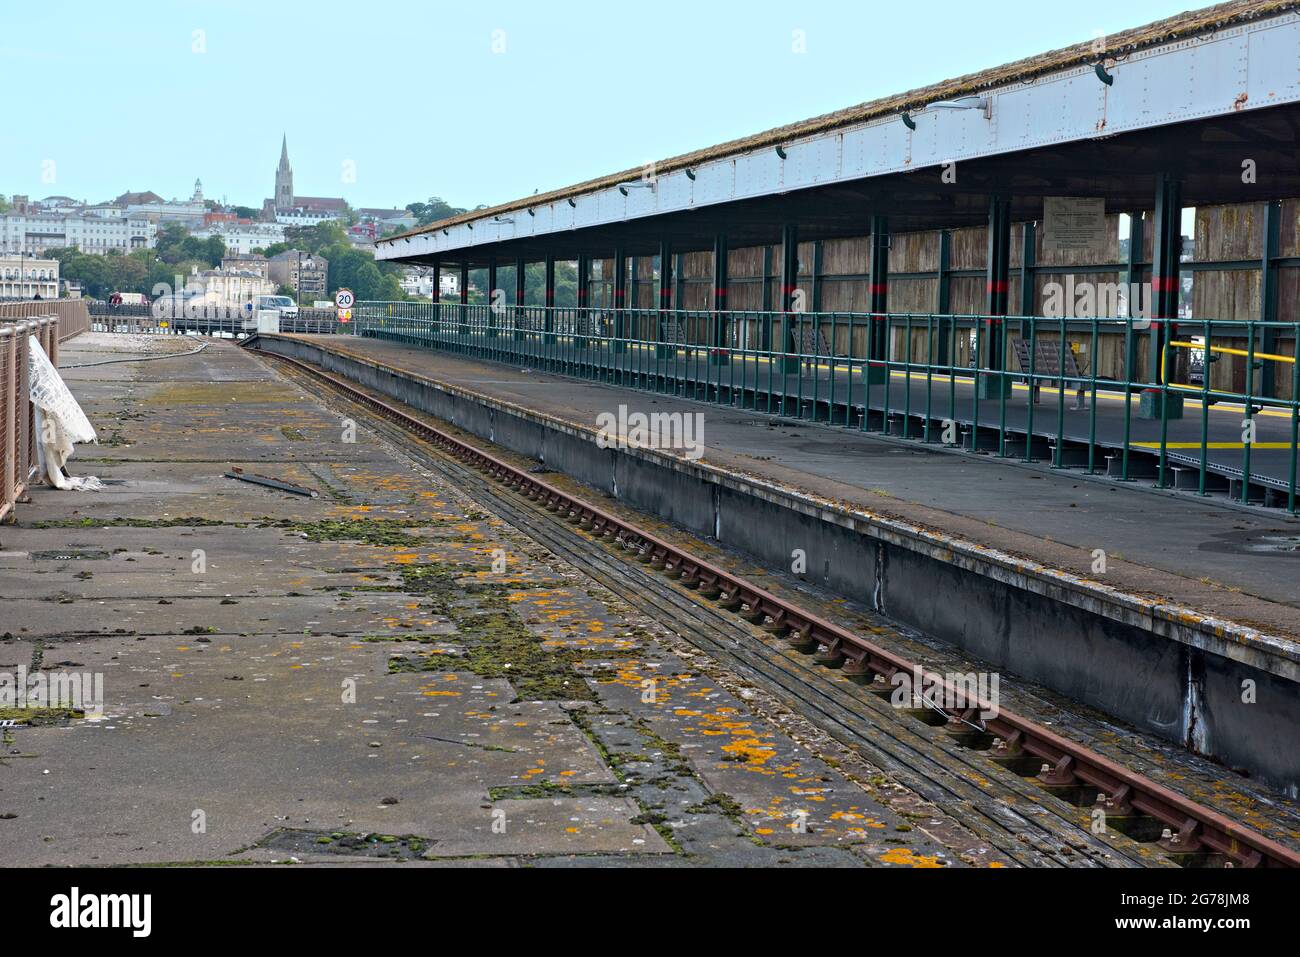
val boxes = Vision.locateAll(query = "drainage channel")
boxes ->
[257,348,1300,870]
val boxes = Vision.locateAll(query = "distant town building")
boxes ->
[0,210,156,255]
[399,268,458,300]
[116,180,207,227]
[268,249,329,299]
[356,207,417,232]
[35,196,82,214]
[220,253,270,280]
[0,254,59,299]
[185,263,275,309]
[262,137,347,225]
[347,224,377,250]
[191,220,286,255]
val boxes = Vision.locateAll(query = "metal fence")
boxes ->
[0,299,89,341]
[352,301,1300,512]
[1,315,61,523]
[86,302,352,337]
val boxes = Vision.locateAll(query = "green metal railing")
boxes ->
[351,301,1300,513]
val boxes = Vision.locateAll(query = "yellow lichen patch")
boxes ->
[880,847,944,868]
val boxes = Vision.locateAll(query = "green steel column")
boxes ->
[612,246,627,354]
[711,233,729,365]
[760,245,774,351]
[575,253,589,350]
[981,196,1012,399]
[656,240,673,359]
[1142,174,1183,419]
[1261,200,1281,398]
[487,259,499,338]
[936,230,951,365]
[1125,213,1144,385]
[430,256,441,324]
[544,254,556,344]
[1019,221,1036,332]
[779,224,800,374]
[867,215,889,384]
[458,262,470,335]
[514,257,527,340]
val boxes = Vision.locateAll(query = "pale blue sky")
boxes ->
[1,0,1197,212]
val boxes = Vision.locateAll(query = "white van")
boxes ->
[255,295,299,318]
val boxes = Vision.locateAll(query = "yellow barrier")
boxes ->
[1162,339,1294,393]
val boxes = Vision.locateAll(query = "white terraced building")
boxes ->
[190,221,288,255]
[0,255,60,299]
[0,211,156,256]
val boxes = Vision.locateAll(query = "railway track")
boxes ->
[257,346,1300,869]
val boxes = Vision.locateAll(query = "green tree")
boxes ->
[407,197,465,227]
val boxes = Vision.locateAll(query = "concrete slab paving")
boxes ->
[0,333,964,867]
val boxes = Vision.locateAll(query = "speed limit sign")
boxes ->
[334,288,356,310]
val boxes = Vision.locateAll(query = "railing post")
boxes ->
[1,330,15,521]
[17,323,32,495]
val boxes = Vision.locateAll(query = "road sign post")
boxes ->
[335,289,355,328]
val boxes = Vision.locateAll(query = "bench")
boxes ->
[796,325,832,371]
[1013,338,1089,410]
[656,319,686,345]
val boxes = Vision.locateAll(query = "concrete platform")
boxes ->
[0,333,961,867]
[277,335,1300,636]
[248,333,1300,792]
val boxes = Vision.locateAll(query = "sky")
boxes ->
[1,0,1201,213]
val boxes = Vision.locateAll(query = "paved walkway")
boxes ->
[0,333,958,867]
[293,334,1300,640]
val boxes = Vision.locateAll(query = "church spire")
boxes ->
[275,135,294,210]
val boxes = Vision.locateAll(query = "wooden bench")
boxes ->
[1013,338,1089,410]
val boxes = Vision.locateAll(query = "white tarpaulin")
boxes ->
[27,336,103,491]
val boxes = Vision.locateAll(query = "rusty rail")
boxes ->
[258,346,1300,869]
[0,315,60,523]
